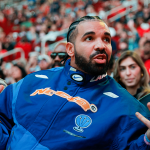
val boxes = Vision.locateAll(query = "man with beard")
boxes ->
[51,42,67,68]
[0,16,150,150]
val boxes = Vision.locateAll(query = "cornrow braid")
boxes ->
[67,16,103,43]
[62,16,104,65]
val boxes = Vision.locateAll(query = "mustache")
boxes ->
[90,50,108,61]
[52,61,64,67]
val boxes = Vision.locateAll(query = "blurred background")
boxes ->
[0,0,150,85]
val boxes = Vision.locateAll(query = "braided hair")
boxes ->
[61,16,104,65]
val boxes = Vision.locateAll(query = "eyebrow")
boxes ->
[82,31,111,39]
[119,63,137,67]
[82,31,95,38]
[104,32,111,38]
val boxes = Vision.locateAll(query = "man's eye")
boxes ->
[85,37,93,41]
[104,38,110,42]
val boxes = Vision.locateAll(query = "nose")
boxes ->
[94,38,105,51]
[126,68,131,76]
[54,55,60,61]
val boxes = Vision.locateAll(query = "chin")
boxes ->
[126,83,136,87]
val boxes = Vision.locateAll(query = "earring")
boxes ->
[141,73,143,77]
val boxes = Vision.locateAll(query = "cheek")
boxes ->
[81,44,92,56]
[107,45,112,61]
[76,44,90,58]
[119,72,125,80]
[17,70,22,77]
[134,69,141,79]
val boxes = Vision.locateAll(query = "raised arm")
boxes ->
[136,102,150,145]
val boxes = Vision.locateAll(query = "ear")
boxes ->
[66,42,75,57]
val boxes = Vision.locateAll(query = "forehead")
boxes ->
[77,20,110,35]
[13,66,21,71]
[54,44,66,53]
[120,57,137,66]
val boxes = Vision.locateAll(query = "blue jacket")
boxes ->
[0,59,150,150]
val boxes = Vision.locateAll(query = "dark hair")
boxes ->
[144,40,150,46]
[61,16,104,65]
[67,16,104,43]
[13,64,27,78]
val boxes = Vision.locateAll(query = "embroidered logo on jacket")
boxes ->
[30,88,97,112]
[71,74,84,82]
[90,74,107,82]
[73,114,92,133]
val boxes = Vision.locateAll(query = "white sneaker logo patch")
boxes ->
[103,92,119,98]
[35,74,48,79]
[71,74,84,82]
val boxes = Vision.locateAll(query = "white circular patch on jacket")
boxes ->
[71,74,84,82]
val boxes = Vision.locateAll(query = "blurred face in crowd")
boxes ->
[3,62,13,77]
[143,7,149,14]
[136,17,143,25]
[115,22,123,31]
[29,56,38,67]
[118,41,128,51]
[120,31,128,39]
[11,66,23,82]
[51,43,67,68]
[119,57,141,89]
[142,42,150,61]
[66,20,112,75]
[39,59,52,70]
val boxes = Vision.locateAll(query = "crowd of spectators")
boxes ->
[1,0,150,86]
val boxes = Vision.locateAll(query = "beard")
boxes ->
[52,61,65,68]
[74,48,109,76]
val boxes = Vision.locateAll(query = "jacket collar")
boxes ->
[64,59,108,86]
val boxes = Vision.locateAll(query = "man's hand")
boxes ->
[0,85,4,93]
[135,102,150,140]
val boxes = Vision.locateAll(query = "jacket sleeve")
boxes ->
[111,117,150,150]
[0,84,14,149]
[128,134,150,150]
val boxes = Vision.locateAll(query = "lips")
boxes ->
[126,78,134,82]
[93,54,107,64]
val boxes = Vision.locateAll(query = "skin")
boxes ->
[119,57,141,96]
[0,85,4,93]
[11,66,23,82]
[143,43,150,61]
[66,20,112,73]
[39,60,51,70]
[53,43,66,67]
[1,20,150,140]
[65,20,150,140]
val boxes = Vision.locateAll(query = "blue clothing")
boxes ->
[0,59,150,150]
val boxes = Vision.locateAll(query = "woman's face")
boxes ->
[12,66,22,81]
[119,57,142,89]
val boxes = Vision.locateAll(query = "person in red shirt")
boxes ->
[14,35,32,60]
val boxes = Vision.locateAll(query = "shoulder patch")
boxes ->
[103,92,119,98]
[35,74,48,79]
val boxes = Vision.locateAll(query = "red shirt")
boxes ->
[0,49,9,62]
[15,42,32,59]
[137,26,150,37]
